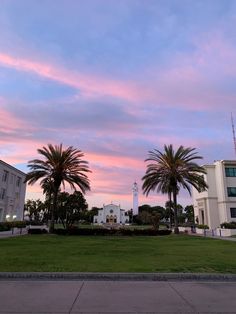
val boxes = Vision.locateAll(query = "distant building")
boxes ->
[93,203,129,225]
[192,160,236,229]
[132,182,139,216]
[0,160,26,222]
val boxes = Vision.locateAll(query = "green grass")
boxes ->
[0,234,236,273]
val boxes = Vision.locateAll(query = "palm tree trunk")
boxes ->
[173,190,179,234]
[168,192,172,229]
[50,189,58,233]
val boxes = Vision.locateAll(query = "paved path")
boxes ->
[205,234,236,242]
[1,280,236,313]
[0,228,27,238]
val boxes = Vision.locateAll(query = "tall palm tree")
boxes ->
[25,144,91,232]
[142,144,207,234]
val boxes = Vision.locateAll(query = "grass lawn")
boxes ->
[0,234,236,273]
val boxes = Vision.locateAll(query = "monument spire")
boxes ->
[132,182,139,216]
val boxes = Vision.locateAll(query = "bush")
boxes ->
[0,222,11,232]
[26,220,44,226]
[11,221,27,228]
[197,224,209,229]
[53,227,172,236]
[179,222,195,227]
[220,221,236,229]
[28,228,48,234]
[0,221,26,232]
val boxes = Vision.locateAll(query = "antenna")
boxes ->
[231,113,236,157]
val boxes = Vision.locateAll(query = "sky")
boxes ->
[0,0,236,209]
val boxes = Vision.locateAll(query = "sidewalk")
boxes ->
[191,231,236,242]
[0,228,27,238]
[1,280,236,313]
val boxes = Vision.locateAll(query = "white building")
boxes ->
[0,160,26,222]
[132,182,139,216]
[192,160,236,229]
[93,203,129,225]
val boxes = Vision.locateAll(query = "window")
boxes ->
[0,188,6,200]
[227,187,236,197]
[16,177,21,187]
[225,167,236,177]
[230,208,236,218]
[2,170,8,182]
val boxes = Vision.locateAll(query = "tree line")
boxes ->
[24,193,194,230]
[24,143,207,234]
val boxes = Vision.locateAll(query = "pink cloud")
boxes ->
[0,53,141,102]
[87,152,144,169]
[0,106,28,133]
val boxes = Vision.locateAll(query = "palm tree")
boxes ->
[142,144,207,234]
[25,143,91,232]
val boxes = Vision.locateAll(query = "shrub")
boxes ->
[0,222,11,232]
[11,221,27,228]
[53,227,172,236]
[26,220,44,226]
[28,228,48,234]
[0,221,26,232]
[179,222,194,227]
[197,224,209,229]
[220,221,236,229]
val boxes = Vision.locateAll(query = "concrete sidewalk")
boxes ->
[0,228,27,238]
[1,280,236,313]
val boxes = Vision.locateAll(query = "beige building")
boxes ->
[193,160,236,229]
[0,160,26,222]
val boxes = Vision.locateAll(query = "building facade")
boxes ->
[93,203,129,225]
[0,160,26,222]
[193,160,236,229]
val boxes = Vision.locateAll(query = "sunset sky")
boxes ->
[1,0,236,209]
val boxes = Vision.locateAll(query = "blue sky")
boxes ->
[0,0,236,208]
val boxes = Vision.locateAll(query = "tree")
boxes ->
[139,204,152,213]
[142,144,208,234]
[137,211,152,225]
[150,212,160,231]
[165,200,174,226]
[57,191,88,229]
[83,207,101,224]
[184,205,195,224]
[24,199,45,222]
[25,144,91,232]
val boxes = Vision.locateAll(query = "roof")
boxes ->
[0,160,26,177]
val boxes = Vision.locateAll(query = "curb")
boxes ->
[0,272,236,281]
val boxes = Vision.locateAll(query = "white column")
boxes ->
[132,182,139,216]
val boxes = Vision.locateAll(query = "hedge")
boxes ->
[53,227,172,236]
[196,224,209,229]
[28,228,48,234]
[220,221,236,229]
[0,222,11,232]
[0,221,27,232]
